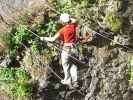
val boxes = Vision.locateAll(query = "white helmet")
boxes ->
[60,13,70,23]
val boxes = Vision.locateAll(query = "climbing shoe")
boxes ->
[61,80,71,85]
[72,82,79,88]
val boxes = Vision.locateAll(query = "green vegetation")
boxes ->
[0,68,32,99]
[129,56,133,84]
[98,0,108,5]
[2,14,60,99]
[10,83,32,98]
[0,0,131,99]
[0,68,15,81]
[105,11,122,32]
[40,19,59,36]
[9,24,29,56]
[15,68,30,83]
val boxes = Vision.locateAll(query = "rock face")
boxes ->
[75,1,132,99]
[0,0,47,32]
[83,47,129,100]
[0,0,133,100]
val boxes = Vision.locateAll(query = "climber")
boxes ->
[40,13,79,88]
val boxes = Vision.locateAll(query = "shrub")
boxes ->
[11,83,32,98]
[105,11,122,32]
[9,24,29,57]
[0,68,15,81]
[0,68,32,99]
[15,68,30,83]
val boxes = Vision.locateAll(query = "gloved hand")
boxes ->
[70,18,76,23]
[40,37,45,41]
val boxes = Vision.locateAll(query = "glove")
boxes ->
[70,18,76,23]
[40,37,45,41]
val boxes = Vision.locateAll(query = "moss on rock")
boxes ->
[105,11,122,32]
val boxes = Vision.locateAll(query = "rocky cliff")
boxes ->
[0,0,133,100]
[0,0,47,32]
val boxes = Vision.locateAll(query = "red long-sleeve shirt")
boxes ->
[58,23,77,43]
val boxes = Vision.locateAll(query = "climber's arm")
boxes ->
[40,32,60,42]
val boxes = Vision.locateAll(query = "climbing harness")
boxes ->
[9,3,133,55]
[4,3,133,98]
[9,27,86,96]
[43,3,133,52]
[25,28,89,66]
